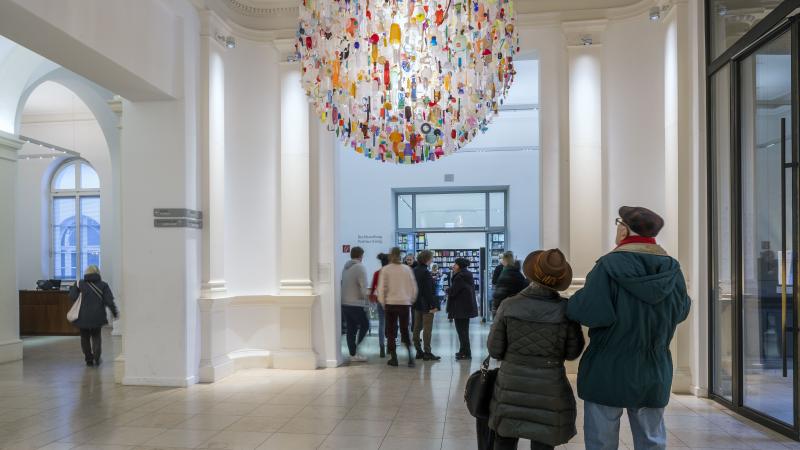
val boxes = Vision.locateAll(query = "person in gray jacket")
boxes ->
[341,246,370,362]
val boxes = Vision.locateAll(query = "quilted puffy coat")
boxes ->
[487,284,585,446]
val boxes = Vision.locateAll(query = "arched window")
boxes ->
[51,159,100,280]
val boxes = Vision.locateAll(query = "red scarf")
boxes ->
[616,236,656,248]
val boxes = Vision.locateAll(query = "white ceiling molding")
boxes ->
[193,0,663,36]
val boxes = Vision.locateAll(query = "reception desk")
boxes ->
[19,290,80,336]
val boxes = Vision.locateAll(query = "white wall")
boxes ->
[335,148,540,280]
[15,92,114,290]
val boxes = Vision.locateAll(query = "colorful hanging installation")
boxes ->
[297,0,518,164]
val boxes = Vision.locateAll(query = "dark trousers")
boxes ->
[342,305,369,356]
[476,417,494,450]
[385,304,411,353]
[494,435,553,450]
[80,328,102,362]
[454,318,471,356]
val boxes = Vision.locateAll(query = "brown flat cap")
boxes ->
[619,206,664,238]
[523,249,572,292]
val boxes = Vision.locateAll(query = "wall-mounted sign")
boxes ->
[357,234,384,245]
[154,208,203,220]
[154,218,202,229]
[153,208,203,229]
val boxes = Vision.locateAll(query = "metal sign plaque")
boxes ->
[154,218,202,229]
[153,208,203,220]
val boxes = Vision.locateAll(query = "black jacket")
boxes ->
[446,269,478,319]
[492,264,528,313]
[68,273,119,329]
[491,264,503,286]
[414,264,438,312]
[488,284,585,446]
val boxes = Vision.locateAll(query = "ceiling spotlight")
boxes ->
[581,36,593,46]
[718,4,728,16]
[649,6,661,21]
[215,33,236,49]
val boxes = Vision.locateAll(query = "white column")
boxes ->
[564,21,606,279]
[310,114,341,368]
[0,131,23,363]
[198,11,232,383]
[273,38,317,370]
[278,45,313,295]
[667,0,704,395]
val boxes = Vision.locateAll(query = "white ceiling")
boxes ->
[23,81,91,116]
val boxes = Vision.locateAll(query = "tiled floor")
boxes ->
[1,319,800,449]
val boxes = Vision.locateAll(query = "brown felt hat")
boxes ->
[522,249,573,292]
[619,206,664,238]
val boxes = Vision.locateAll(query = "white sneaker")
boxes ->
[350,354,368,362]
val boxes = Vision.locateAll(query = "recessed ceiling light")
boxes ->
[649,7,661,21]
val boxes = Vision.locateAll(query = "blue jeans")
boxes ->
[584,402,666,450]
[375,302,385,351]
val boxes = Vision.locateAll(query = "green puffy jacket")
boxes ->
[566,244,691,408]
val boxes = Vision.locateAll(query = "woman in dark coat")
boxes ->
[69,265,119,366]
[487,249,585,450]
[491,252,528,315]
[446,257,478,360]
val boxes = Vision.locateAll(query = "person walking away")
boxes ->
[341,246,370,362]
[485,249,584,450]
[447,257,478,360]
[413,250,441,361]
[69,265,119,366]
[491,251,527,315]
[378,247,419,367]
[370,252,389,358]
[567,206,691,450]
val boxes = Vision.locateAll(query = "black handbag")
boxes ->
[464,356,498,419]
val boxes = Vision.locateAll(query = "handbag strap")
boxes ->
[86,282,103,298]
[480,356,491,375]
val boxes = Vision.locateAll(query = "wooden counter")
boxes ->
[19,290,80,336]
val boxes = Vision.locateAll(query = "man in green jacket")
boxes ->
[567,206,691,450]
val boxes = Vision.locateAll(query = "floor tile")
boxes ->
[318,435,383,450]
[255,433,326,450]
[141,429,219,448]
[331,419,392,438]
[278,417,340,435]
[379,437,443,450]
[196,430,272,450]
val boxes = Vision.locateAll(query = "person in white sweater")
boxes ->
[377,247,418,367]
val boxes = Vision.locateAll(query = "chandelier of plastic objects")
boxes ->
[297,0,518,164]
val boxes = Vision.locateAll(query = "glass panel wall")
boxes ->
[415,193,486,228]
[709,0,781,59]
[397,194,413,228]
[739,30,794,425]
[711,64,734,401]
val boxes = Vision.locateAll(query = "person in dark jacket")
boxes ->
[412,250,441,361]
[68,265,119,366]
[486,249,584,450]
[447,257,478,360]
[491,251,528,314]
[567,206,691,450]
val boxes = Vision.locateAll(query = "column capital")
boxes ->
[0,130,24,162]
[562,19,608,47]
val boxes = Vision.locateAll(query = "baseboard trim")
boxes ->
[122,375,197,387]
[0,339,23,364]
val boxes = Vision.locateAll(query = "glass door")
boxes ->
[738,27,796,427]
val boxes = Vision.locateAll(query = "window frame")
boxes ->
[50,158,101,281]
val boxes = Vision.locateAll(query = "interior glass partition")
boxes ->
[707,3,800,437]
